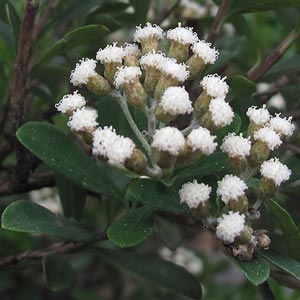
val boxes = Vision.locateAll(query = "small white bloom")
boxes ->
[159,86,193,115]
[260,158,291,186]
[200,74,229,98]
[209,97,234,127]
[187,127,217,154]
[179,180,212,209]
[181,0,207,19]
[267,93,286,111]
[55,91,86,113]
[221,133,251,158]
[158,57,189,82]
[167,25,198,45]
[253,126,282,150]
[96,43,124,64]
[191,40,219,64]
[70,58,97,86]
[269,114,295,137]
[133,23,164,42]
[152,127,185,155]
[92,126,118,157]
[114,66,142,88]
[217,174,247,204]
[140,51,166,69]
[68,107,98,132]
[216,211,245,244]
[123,43,141,57]
[246,105,270,125]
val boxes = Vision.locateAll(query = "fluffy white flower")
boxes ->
[179,180,212,208]
[114,66,142,88]
[269,114,295,137]
[123,43,141,57]
[133,23,164,42]
[96,43,124,63]
[209,97,234,127]
[221,133,251,158]
[253,127,282,150]
[167,25,198,45]
[181,0,207,19]
[260,158,291,186]
[217,174,247,204]
[158,57,189,82]
[140,51,166,69]
[92,126,118,157]
[70,58,97,86]
[108,136,135,166]
[159,86,193,115]
[55,91,86,113]
[200,74,229,98]
[68,107,98,132]
[267,93,286,111]
[187,127,217,154]
[191,40,219,64]
[152,127,185,155]
[216,212,245,244]
[246,105,270,125]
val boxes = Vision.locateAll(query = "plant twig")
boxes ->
[247,30,299,82]
[206,0,231,43]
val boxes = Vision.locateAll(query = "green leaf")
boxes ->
[36,25,109,66]
[43,253,76,292]
[265,199,300,261]
[2,200,94,242]
[126,179,189,214]
[5,2,20,53]
[107,207,153,248]
[56,173,87,221]
[171,152,228,185]
[228,255,270,285]
[129,0,151,24]
[230,75,256,100]
[16,122,122,200]
[259,250,300,280]
[216,114,242,144]
[205,50,237,75]
[99,249,202,300]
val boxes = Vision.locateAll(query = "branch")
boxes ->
[206,0,231,43]
[247,30,299,82]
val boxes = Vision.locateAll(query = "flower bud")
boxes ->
[254,230,271,250]
[194,90,211,119]
[123,43,141,67]
[246,105,270,137]
[125,148,147,174]
[133,23,164,54]
[167,24,198,63]
[87,74,112,96]
[232,243,254,261]
[186,40,219,78]
[235,225,253,244]
[114,66,147,108]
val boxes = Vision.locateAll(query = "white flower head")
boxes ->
[216,211,245,244]
[140,51,166,69]
[267,93,286,110]
[159,86,193,115]
[96,43,124,64]
[253,126,282,150]
[70,58,97,86]
[269,114,295,137]
[68,107,98,132]
[181,0,207,19]
[158,57,189,82]
[123,43,141,57]
[221,133,251,159]
[133,23,164,42]
[260,158,291,186]
[167,25,198,45]
[191,40,219,64]
[114,66,142,88]
[217,174,247,204]
[55,91,86,113]
[187,127,217,155]
[209,97,234,127]
[92,126,118,157]
[246,105,270,125]
[152,127,185,155]
[200,74,229,98]
[179,180,212,209]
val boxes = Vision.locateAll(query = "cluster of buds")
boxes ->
[55,23,294,261]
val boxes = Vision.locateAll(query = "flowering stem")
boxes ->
[111,91,152,157]
[181,115,198,135]
[145,97,157,136]
[253,198,263,210]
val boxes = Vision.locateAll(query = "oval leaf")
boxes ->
[259,250,300,280]
[2,200,94,242]
[99,248,202,300]
[16,122,122,200]
[43,253,76,292]
[107,207,153,248]
[228,255,270,285]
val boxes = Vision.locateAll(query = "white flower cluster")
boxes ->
[209,97,234,127]
[167,26,198,45]
[159,57,190,82]
[221,133,251,159]
[191,40,219,64]
[55,90,86,114]
[187,127,217,154]
[70,58,97,86]
[96,43,125,63]
[200,74,229,98]
[114,66,142,88]
[133,23,164,42]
